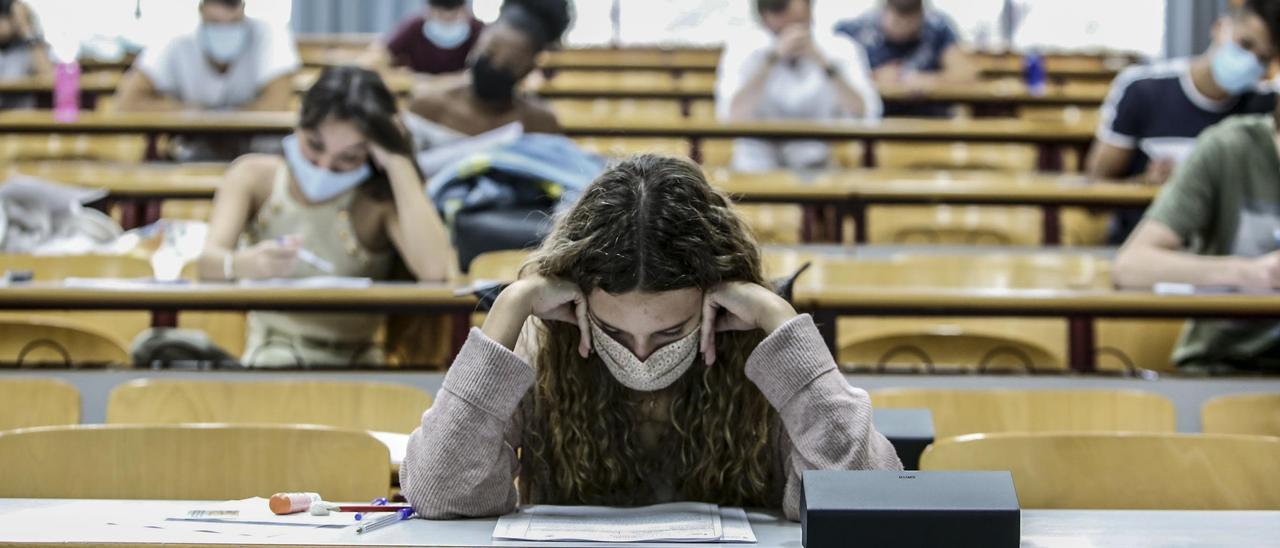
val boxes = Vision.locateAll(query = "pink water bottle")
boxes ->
[53,61,80,122]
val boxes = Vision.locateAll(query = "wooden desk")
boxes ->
[0,110,295,161]
[0,499,1274,547]
[793,285,1280,372]
[0,112,1095,170]
[0,73,121,109]
[7,161,226,229]
[536,79,1108,109]
[0,281,477,357]
[561,118,1095,170]
[711,170,1155,244]
[13,163,1148,238]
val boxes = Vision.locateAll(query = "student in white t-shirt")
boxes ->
[715,0,881,173]
[114,0,299,113]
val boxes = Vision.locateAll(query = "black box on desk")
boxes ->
[801,470,1019,548]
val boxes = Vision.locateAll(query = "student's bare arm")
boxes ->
[241,73,295,112]
[113,70,188,112]
[1086,141,1134,180]
[195,156,274,280]
[1112,219,1280,289]
[939,45,978,82]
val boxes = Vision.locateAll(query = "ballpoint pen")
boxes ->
[356,507,415,534]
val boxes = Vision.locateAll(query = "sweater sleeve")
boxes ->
[400,327,535,519]
[745,314,903,521]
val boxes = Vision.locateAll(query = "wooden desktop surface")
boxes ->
[8,163,1152,208]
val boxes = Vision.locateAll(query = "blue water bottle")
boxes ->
[1024,52,1047,97]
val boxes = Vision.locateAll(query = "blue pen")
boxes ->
[356,507,415,535]
[354,497,389,521]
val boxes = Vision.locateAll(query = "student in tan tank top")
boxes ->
[195,66,455,367]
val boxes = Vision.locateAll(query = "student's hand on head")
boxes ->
[509,275,591,358]
[699,281,797,366]
[1143,158,1176,186]
[1240,252,1280,291]
[234,236,302,280]
[367,119,415,171]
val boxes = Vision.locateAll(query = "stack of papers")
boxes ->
[493,502,756,543]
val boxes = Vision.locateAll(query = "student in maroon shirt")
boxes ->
[361,0,484,75]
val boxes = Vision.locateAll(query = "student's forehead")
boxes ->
[304,122,367,148]
[201,3,244,21]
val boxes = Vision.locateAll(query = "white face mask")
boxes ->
[422,18,471,49]
[282,134,371,203]
[590,318,701,392]
[199,22,250,64]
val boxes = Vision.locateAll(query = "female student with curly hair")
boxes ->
[400,155,900,520]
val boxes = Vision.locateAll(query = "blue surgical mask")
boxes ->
[422,18,471,49]
[1211,41,1265,95]
[199,22,250,64]
[282,134,372,203]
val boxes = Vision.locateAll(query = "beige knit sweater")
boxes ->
[400,314,903,521]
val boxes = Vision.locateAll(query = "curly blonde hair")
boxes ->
[519,154,778,507]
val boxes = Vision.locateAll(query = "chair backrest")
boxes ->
[1202,393,1280,437]
[870,389,1175,438]
[920,432,1280,510]
[468,250,532,282]
[0,318,130,366]
[0,424,390,500]
[793,253,1106,290]
[843,332,1061,372]
[107,379,432,434]
[0,377,80,430]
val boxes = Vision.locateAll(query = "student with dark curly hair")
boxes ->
[400,154,901,520]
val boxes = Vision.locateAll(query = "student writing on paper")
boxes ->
[406,0,567,136]
[400,155,902,521]
[1086,0,1280,244]
[1112,113,1280,374]
[359,0,485,76]
[194,66,455,367]
[715,0,882,172]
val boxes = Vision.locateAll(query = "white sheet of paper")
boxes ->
[166,497,355,528]
[236,276,373,289]
[718,507,757,543]
[62,277,191,290]
[493,502,730,543]
[370,431,408,467]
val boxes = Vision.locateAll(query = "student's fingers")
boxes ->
[574,294,591,359]
[263,245,299,259]
[700,292,718,366]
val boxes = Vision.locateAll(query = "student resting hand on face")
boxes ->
[195,66,455,367]
[399,154,901,521]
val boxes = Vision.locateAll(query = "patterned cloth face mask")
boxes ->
[589,318,701,392]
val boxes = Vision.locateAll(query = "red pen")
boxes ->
[341,504,412,513]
